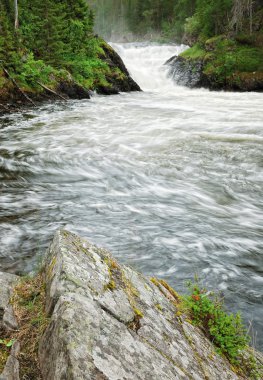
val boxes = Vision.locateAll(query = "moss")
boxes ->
[150,277,181,306]
[121,271,142,321]
[104,257,120,271]
[103,256,120,292]
[47,256,57,279]
[103,256,143,322]
[133,308,144,318]
[204,43,263,79]
[144,284,151,292]
[179,34,263,90]
[150,277,159,287]
[155,303,163,312]
[104,279,116,291]
[158,280,181,302]
[180,44,207,60]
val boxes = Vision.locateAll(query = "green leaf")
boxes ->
[6,339,15,348]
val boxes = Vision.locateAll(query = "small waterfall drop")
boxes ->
[111,43,187,92]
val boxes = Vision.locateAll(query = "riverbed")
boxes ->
[0,43,262,348]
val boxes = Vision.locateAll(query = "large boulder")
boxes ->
[38,230,257,380]
[165,39,263,92]
[165,55,207,88]
[97,42,141,95]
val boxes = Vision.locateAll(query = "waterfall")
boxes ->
[111,43,187,92]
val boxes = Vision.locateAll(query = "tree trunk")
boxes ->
[248,0,253,35]
[14,0,19,29]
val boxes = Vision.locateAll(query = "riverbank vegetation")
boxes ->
[1,271,261,379]
[91,0,263,90]
[0,0,139,110]
[150,277,263,379]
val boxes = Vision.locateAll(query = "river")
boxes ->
[0,43,262,349]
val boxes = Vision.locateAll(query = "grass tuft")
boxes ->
[10,273,49,379]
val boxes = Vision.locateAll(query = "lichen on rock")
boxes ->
[38,230,263,379]
[1,230,262,379]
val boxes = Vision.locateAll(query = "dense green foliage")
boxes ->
[0,0,114,95]
[1,0,262,96]
[90,0,262,43]
[90,0,196,41]
[89,0,262,89]
[183,281,249,363]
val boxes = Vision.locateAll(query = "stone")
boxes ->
[164,54,263,92]
[98,42,141,94]
[0,272,18,328]
[38,230,260,379]
[165,55,206,88]
[0,341,20,380]
[3,304,18,332]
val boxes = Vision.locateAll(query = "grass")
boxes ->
[7,273,49,379]
[0,341,10,373]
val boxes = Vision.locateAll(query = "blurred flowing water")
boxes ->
[0,43,262,348]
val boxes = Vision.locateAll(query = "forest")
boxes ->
[90,0,262,42]
[0,0,262,100]
[90,0,263,90]
[0,0,133,104]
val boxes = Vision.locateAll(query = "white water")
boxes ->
[0,43,263,348]
[111,43,187,91]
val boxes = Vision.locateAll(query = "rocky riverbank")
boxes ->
[0,41,140,114]
[0,230,262,379]
[165,34,263,92]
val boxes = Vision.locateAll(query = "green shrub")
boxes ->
[16,53,56,88]
[183,281,249,363]
[67,57,110,88]
[203,40,263,83]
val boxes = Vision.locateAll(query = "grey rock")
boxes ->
[0,341,20,380]
[43,230,111,315]
[0,272,18,328]
[39,229,259,380]
[3,304,18,332]
[165,55,206,88]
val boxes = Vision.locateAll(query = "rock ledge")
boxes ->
[1,230,263,379]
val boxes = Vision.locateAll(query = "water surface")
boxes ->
[0,43,262,348]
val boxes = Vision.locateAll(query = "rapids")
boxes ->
[0,43,262,348]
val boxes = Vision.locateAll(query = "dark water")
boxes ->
[0,44,262,349]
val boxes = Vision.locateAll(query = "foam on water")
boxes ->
[0,42,263,348]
